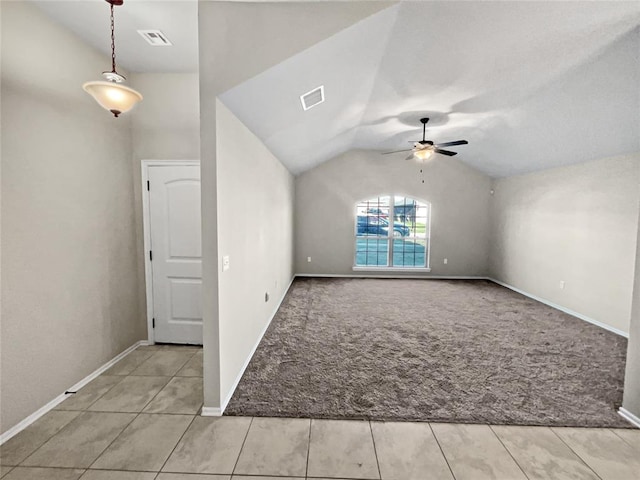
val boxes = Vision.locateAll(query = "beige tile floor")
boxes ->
[1,345,639,480]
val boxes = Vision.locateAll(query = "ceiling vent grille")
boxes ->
[137,30,172,47]
[300,86,325,111]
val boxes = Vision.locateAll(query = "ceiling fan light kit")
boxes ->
[83,0,142,117]
[382,116,468,160]
[414,149,434,161]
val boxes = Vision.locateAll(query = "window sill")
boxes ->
[352,267,432,272]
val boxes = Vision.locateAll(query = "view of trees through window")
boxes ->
[354,195,430,268]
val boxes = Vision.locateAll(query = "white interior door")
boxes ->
[148,164,202,344]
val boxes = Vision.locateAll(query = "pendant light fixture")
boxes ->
[83,0,142,117]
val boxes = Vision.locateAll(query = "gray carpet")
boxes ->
[225,278,630,427]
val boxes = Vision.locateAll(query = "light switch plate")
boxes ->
[222,255,230,272]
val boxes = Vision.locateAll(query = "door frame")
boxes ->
[141,160,201,344]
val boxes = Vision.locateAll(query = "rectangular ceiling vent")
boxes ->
[137,30,172,47]
[300,86,325,111]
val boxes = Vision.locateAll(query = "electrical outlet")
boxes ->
[307,256,312,263]
[444,258,448,265]
[559,280,565,290]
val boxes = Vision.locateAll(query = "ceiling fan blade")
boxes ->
[435,140,468,147]
[405,153,416,161]
[382,149,413,155]
[434,148,457,156]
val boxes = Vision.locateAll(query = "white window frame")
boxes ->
[353,195,431,272]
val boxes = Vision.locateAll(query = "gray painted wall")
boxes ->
[489,154,640,334]
[1,2,143,434]
[129,73,201,334]
[216,100,295,404]
[198,0,404,410]
[130,73,200,162]
[623,196,640,418]
[295,150,492,276]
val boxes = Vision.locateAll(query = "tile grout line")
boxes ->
[82,375,172,415]
[135,358,185,413]
[131,351,195,378]
[16,410,141,471]
[305,418,312,478]
[76,410,201,417]
[548,428,604,480]
[173,349,201,377]
[231,416,255,476]
[84,357,189,472]
[3,466,88,476]
[6,347,202,474]
[488,425,531,480]
[79,345,153,411]
[73,375,128,412]
[85,392,196,472]
[428,423,457,480]
[367,420,382,480]
[89,349,200,473]
[85,411,145,471]
[156,413,198,475]
[106,347,155,376]
[12,411,86,468]
[608,427,639,449]
[79,467,156,473]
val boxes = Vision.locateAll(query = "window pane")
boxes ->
[392,238,427,267]
[355,196,390,238]
[355,238,388,266]
[393,199,429,239]
[413,202,429,239]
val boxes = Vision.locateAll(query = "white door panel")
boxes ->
[148,165,202,344]
[166,181,202,258]
[168,277,202,320]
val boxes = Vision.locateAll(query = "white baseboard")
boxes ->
[0,340,149,445]
[488,278,628,338]
[201,407,223,417]
[295,273,490,280]
[619,407,640,428]
[209,275,296,416]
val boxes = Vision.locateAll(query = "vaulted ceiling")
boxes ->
[33,1,640,178]
[220,2,640,177]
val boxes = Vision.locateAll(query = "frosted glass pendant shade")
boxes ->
[83,81,143,117]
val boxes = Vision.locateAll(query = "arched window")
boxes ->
[354,195,430,269]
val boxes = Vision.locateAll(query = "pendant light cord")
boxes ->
[110,3,117,73]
